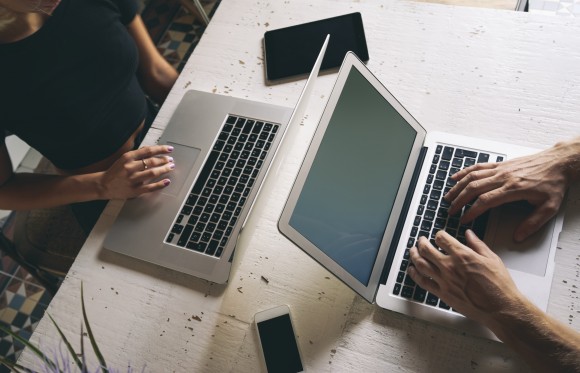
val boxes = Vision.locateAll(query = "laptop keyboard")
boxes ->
[393,145,504,311]
[165,115,279,258]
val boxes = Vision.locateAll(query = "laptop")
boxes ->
[103,36,330,284]
[278,52,564,340]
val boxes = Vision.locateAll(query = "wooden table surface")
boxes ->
[415,0,519,10]
[20,0,580,371]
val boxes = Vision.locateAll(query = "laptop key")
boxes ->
[397,271,405,283]
[438,301,451,310]
[401,286,414,298]
[178,224,194,246]
[192,150,220,194]
[461,149,477,158]
[413,286,427,302]
[205,240,219,256]
[187,241,204,252]
[426,293,439,306]
[442,146,454,161]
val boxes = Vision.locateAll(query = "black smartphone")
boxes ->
[263,12,369,82]
[255,305,304,373]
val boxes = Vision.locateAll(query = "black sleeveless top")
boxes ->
[0,0,147,170]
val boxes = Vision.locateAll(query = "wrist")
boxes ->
[553,137,580,184]
[485,293,539,342]
[79,172,108,201]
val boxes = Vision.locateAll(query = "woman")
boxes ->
[0,0,178,232]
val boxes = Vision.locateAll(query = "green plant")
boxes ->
[0,283,142,373]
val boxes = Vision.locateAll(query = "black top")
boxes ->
[0,0,147,170]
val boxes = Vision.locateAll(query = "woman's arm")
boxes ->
[0,140,175,210]
[127,15,179,104]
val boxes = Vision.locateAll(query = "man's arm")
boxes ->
[445,137,580,242]
[127,15,179,104]
[0,140,175,210]
[408,231,580,372]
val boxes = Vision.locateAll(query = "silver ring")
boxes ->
[142,159,148,170]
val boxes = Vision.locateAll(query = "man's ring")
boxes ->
[142,159,148,170]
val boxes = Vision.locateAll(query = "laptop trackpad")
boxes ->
[487,201,555,277]
[161,142,201,197]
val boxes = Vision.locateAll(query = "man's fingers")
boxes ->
[415,236,445,266]
[459,187,517,224]
[464,229,494,257]
[450,162,496,182]
[514,203,560,242]
[433,231,465,256]
[446,169,499,215]
[409,246,441,281]
[407,265,440,294]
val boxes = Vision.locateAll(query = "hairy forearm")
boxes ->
[490,298,580,372]
[554,136,580,184]
[0,172,105,210]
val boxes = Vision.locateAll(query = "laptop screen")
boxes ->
[288,67,417,286]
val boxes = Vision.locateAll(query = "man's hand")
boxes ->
[98,145,175,200]
[445,140,579,242]
[407,230,524,327]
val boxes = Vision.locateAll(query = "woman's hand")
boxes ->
[98,145,175,200]
[445,138,580,241]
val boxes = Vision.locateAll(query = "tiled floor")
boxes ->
[0,0,218,368]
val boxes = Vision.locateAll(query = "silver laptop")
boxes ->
[278,52,564,340]
[104,36,330,284]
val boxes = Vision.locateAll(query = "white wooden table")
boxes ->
[20,0,580,371]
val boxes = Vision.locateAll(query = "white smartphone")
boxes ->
[254,305,305,373]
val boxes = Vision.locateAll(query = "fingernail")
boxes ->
[167,157,174,162]
[169,163,175,169]
[167,146,174,152]
[163,179,171,186]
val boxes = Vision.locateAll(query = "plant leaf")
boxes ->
[80,282,108,372]
[80,323,87,373]
[47,313,84,370]
[0,357,28,373]
[0,323,58,371]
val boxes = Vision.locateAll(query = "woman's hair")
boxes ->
[0,7,16,31]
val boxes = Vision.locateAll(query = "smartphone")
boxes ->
[263,12,369,82]
[254,305,304,373]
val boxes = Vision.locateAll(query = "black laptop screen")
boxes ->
[289,67,417,286]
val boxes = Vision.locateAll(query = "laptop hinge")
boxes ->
[379,146,428,285]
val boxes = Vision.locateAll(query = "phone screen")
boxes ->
[264,12,369,81]
[257,313,303,372]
